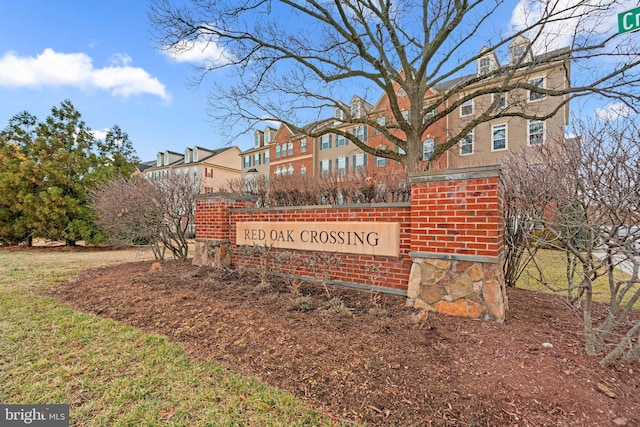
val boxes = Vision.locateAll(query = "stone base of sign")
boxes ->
[193,239,232,267]
[406,253,507,321]
[407,257,507,321]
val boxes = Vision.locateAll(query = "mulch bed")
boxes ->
[47,259,640,426]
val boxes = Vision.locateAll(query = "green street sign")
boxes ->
[619,6,640,34]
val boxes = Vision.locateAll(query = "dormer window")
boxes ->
[351,101,361,119]
[193,147,198,162]
[335,107,344,120]
[476,47,499,76]
[157,153,162,167]
[184,149,191,163]
[510,36,532,65]
[264,130,272,144]
[164,152,169,165]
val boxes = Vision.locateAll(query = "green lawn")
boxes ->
[0,248,338,426]
[516,249,640,310]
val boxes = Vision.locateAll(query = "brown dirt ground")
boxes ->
[46,257,640,427]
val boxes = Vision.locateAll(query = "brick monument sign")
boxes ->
[193,166,507,321]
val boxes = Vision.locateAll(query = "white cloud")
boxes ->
[0,48,170,100]
[509,0,634,53]
[595,103,633,121]
[163,38,231,66]
[91,128,109,140]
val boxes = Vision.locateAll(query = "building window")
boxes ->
[528,120,544,145]
[529,77,545,101]
[254,133,261,147]
[335,107,344,120]
[460,132,473,155]
[320,135,332,150]
[460,99,473,116]
[275,167,281,176]
[494,93,506,109]
[353,153,366,169]
[374,116,386,134]
[275,145,281,158]
[157,153,162,167]
[351,101,361,118]
[264,150,270,163]
[243,156,250,168]
[479,57,491,75]
[193,148,198,162]
[193,167,197,176]
[264,131,271,144]
[492,124,507,151]
[287,142,293,156]
[375,156,388,167]
[353,126,367,142]
[336,156,348,172]
[300,165,307,175]
[300,138,307,152]
[397,87,406,97]
[184,149,191,163]
[423,138,435,160]
[287,165,294,175]
[336,134,348,147]
[164,152,169,165]
[423,105,438,123]
[401,110,409,121]
[253,153,260,165]
[319,159,331,172]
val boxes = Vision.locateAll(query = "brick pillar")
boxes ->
[408,166,507,321]
[193,194,256,267]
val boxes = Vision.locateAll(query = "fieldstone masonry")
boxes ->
[194,165,507,321]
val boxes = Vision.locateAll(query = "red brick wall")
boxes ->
[195,166,504,296]
[228,205,412,292]
[410,174,504,258]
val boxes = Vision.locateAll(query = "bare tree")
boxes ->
[502,115,640,365]
[91,176,166,260]
[152,170,203,261]
[92,171,203,261]
[150,0,640,168]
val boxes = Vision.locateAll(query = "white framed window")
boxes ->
[287,142,293,156]
[275,167,281,176]
[511,44,527,64]
[193,167,198,177]
[336,156,348,172]
[528,120,544,145]
[243,156,250,168]
[478,57,491,75]
[320,134,332,150]
[193,148,198,162]
[300,138,307,152]
[264,131,272,144]
[157,153,162,167]
[423,105,438,123]
[460,99,473,116]
[353,153,366,169]
[351,102,361,118]
[423,138,435,160]
[300,165,307,175]
[253,153,260,165]
[287,165,294,175]
[460,132,473,155]
[494,93,506,109]
[184,149,191,163]
[528,77,545,102]
[275,145,281,158]
[319,159,332,172]
[492,124,507,151]
[353,126,367,142]
[375,156,388,167]
[164,152,169,165]
[374,116,386,134]
[336,134,348,147]
[264,150,270,163]
[335,107,344,120]
[254,133,261,147]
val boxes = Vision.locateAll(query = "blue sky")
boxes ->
[0,1,635,162]
[0,0,226,161]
